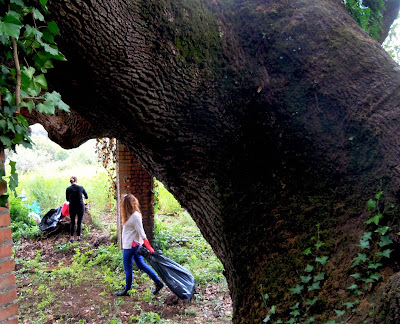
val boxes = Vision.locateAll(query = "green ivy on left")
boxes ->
[0,0,69,204]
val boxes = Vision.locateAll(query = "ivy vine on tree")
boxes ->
[343,0,386,40]
[0,0,69,204]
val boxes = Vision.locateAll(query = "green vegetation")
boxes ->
[263,192,393,323]
[10,129,229,322]
[0,0,69,198]
[344,0,385,40]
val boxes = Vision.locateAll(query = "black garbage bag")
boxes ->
[39,206,62,231]
[140,248,195,301]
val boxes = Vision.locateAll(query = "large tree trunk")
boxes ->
[28,0,400,321]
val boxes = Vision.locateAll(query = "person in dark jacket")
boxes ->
[66,176,88,242]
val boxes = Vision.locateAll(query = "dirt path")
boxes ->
[14,224,232,323]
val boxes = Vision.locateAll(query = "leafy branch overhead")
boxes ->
[0,0,69,196]
[343,0,386,40]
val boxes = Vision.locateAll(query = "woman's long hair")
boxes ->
[121,194,141,226]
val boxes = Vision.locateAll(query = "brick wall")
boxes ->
[0,148,19,323]
[116,142,154,244]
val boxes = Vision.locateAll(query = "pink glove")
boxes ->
[143,239,155,254]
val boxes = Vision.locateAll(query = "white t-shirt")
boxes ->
[121,211,147,249]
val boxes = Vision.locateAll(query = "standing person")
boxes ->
[66,176,88,243]
[115,194,164,296]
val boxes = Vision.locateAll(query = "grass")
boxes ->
[8,132,230,322]
[13,178,230,323]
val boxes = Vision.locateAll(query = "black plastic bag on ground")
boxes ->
[140,248,195,301]
[39,206,62,231]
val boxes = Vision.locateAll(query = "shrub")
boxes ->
[9,196,41,240]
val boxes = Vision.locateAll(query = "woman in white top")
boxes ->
[115,194,164,296]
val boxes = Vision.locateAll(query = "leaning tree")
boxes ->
[18,0,400,322]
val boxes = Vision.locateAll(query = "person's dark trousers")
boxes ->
[122,246,160,290]
[69,203,85,236]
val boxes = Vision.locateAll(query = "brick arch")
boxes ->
[0,141,155,322]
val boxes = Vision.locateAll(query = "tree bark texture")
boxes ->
[28,0,400,322]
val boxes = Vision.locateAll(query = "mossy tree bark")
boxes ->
[28,0,400,322]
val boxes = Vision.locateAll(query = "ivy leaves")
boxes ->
[343,0,385,40]
[0,0,69,197]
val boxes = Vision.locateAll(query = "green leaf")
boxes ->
[375,226,389,235]
[303,247,312,255]
[7,120,15,132]
[315,241,325,249]
[375,191,383,200]
[0,120,6,130]
[263,315,271,323]
[347,283,358,290]
[365,213,381,225]
[343,301,356,309]
[314,272,325,281]
[34,74,47,89]
[308,281,320,291]
[306,317,315,323]
[289,310,300,317]
[22,66,35,79]
[269,305,276,314]
[376,249,393,258]
[8,160,18,192]
[368,262,382,269]
[43,43,60,55]
[350,272,361,279]
[1,13,23,39]
[289,284,303,295]
[305,264,314,272]
[315,256,328,266]
[367,199,377,211]
[45,91,70,112]
[10,0,25,6]
[369,273,380,281]
[378,235,392,247]
[24,25,42,39]
[306,298,318,306]
[0,135,12,146]
[42,30,54,44]
[32,8,45,21]
[300,275,312,283]
[36,100,55,114]
[361,232,372,241]
[47,21,60,35]
[19,100,35,112]
[358,239,370,249]
[40,0,48,8]
[334,309,345,316]
[290,302,300,310]
[351,253,368,267]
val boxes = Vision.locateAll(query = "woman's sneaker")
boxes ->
[152,281,164,294]
[115,289,129,296]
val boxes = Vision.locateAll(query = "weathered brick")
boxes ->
[3,317,18,324]
[0,243,12,259]
[0,302,18,321]
[0,259,15,275]
[0,288,17,305]
[0,227,12,242]
[0,273,16,291]
[0,209,11,227]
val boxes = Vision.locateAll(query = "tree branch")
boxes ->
[11,36,21,111]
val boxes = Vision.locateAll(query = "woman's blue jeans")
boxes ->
[123,246,159,290]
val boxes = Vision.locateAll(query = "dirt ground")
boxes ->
[14,220,233,323]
